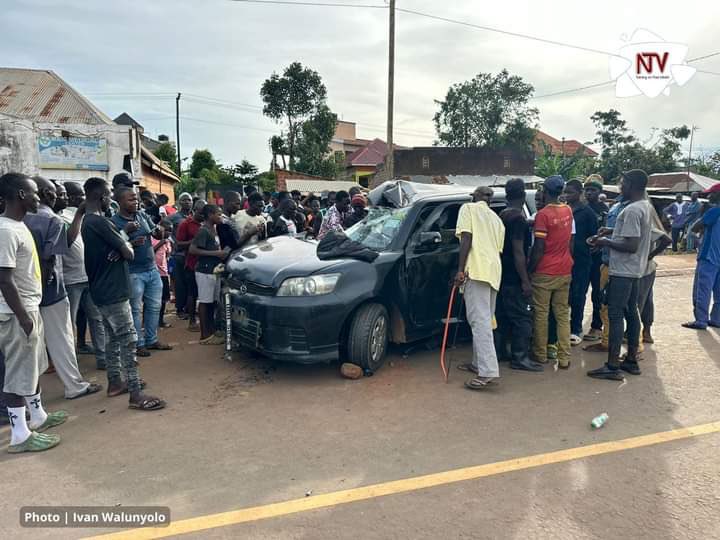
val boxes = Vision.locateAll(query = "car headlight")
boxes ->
[277,274,340,297]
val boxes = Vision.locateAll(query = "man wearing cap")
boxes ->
[682,184,720,329]
[454,186,505,390]
[587,170,653,380]
[528,176,574,368]
[344,195,368,229]
[583,175,609,342]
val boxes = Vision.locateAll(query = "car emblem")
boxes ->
[239,283,248,295]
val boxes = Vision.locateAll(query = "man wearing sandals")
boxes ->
[0,173,67,453]
[454,186,505,390]
[82,178,165,412]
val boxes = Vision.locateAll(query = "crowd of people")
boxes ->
[0,171,368,453]
[455,170,720,390]
[0,168,718,450]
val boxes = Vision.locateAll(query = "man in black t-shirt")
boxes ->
[496,179,543,372]
[81,178,165,412]
[583,176,609,341]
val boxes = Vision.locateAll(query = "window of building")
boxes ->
[422,156,430,169]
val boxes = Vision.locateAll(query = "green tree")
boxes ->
[189,149,218,181]
[256,171,277,192]
[294,104,339,178]
[693,151,720,179]
[153,142,179,175]
[433,69,539,150]
[269,135,287,170]
[534,141,596,179]
[234,159,259,182]
[261,62,327,169]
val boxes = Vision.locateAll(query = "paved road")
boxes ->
[1,256,718,539]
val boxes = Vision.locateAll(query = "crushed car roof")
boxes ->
[368,181,473,208]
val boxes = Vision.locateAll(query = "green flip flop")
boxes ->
[8,432,61,454]
[33,410,69,433]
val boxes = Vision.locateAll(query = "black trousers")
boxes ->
[589,255,603,330]
[607,276,640,366]
[159,276,171,325]
[172,255,188,314]
[495,283,533,361]
[570,258,592,336]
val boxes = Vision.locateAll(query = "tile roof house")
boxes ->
[344,138,405,187]
[532,130,598,157]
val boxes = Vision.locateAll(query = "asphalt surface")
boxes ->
[1,255,718,540]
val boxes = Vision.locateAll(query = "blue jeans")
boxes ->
[693,260,720,327]
[129,269,163,348]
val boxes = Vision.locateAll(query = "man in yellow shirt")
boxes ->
[454,187,505,390]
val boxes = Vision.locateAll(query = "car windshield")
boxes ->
[345,207,409,251]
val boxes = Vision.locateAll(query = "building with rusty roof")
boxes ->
[0,67,144,185]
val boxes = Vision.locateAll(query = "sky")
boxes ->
[2,0,720,172]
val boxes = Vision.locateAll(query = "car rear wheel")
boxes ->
[347,303,389,372]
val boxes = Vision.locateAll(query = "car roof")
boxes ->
[369,180,534,207]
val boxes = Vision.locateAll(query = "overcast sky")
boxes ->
[3,0,720,171]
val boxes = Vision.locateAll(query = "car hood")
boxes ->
[226,236,348,287]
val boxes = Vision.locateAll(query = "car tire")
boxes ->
[347,303,389,373]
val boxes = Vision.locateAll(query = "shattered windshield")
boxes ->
[345,207,408,251]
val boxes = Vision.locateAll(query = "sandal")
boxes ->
[464,376,497,390]
[583,343,608,353]
[129,395,166,411]
[67,382,103,400]
[456,363,478,374]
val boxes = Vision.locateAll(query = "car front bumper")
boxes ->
[226,281,348,364]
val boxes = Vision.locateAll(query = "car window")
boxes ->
[411,203,461,246]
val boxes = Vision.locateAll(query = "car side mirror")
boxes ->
[419,231,442,246]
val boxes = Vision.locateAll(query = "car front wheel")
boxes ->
[347,303,389,373]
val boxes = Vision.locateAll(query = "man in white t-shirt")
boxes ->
[0,173,66,453]
[232,192,267,246]
[58,181,106,370]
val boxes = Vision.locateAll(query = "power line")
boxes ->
[532,80,615,100]
[396,7,621,59]
[229,0,386,8]
[688,51,720,63]
[696,69,720,76]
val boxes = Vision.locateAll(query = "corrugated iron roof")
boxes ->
[0,67,113,125]
[648,171,719,192]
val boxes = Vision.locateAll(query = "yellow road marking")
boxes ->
[87,421,720,540]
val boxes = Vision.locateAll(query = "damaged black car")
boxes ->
[225,181,532,372]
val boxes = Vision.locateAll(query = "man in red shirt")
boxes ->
[175,200,206,332]
[528,176,574,368]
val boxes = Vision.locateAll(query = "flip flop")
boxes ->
[67,383,103,400]
[7,432,61,454]
[129,396,166,411]
[464,377,497,390]
[32,410,69,432]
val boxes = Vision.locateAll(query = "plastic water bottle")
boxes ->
[591,413,609,429]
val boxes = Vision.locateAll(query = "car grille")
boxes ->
[287,328,309,352]
[227,277,276,296]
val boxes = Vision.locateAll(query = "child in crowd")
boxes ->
[152,218,174,329]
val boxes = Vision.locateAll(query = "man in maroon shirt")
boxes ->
[175,200,205,332]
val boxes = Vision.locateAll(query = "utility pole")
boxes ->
[386,0,396,180]
[176,92,182,177]
[686,125,697,193]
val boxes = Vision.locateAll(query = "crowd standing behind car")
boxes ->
[1,169,719,452]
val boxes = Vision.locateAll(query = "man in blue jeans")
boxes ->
[111,188,172,357]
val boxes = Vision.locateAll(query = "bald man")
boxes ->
[24,176,101,399]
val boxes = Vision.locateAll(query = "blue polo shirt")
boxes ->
[110,211,157,274]
[699,206,720,266]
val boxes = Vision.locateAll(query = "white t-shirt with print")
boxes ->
[0,217,42,313]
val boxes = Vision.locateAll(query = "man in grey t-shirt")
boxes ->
[587,170,652,380]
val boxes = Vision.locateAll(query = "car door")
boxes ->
[404,202,462,333]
